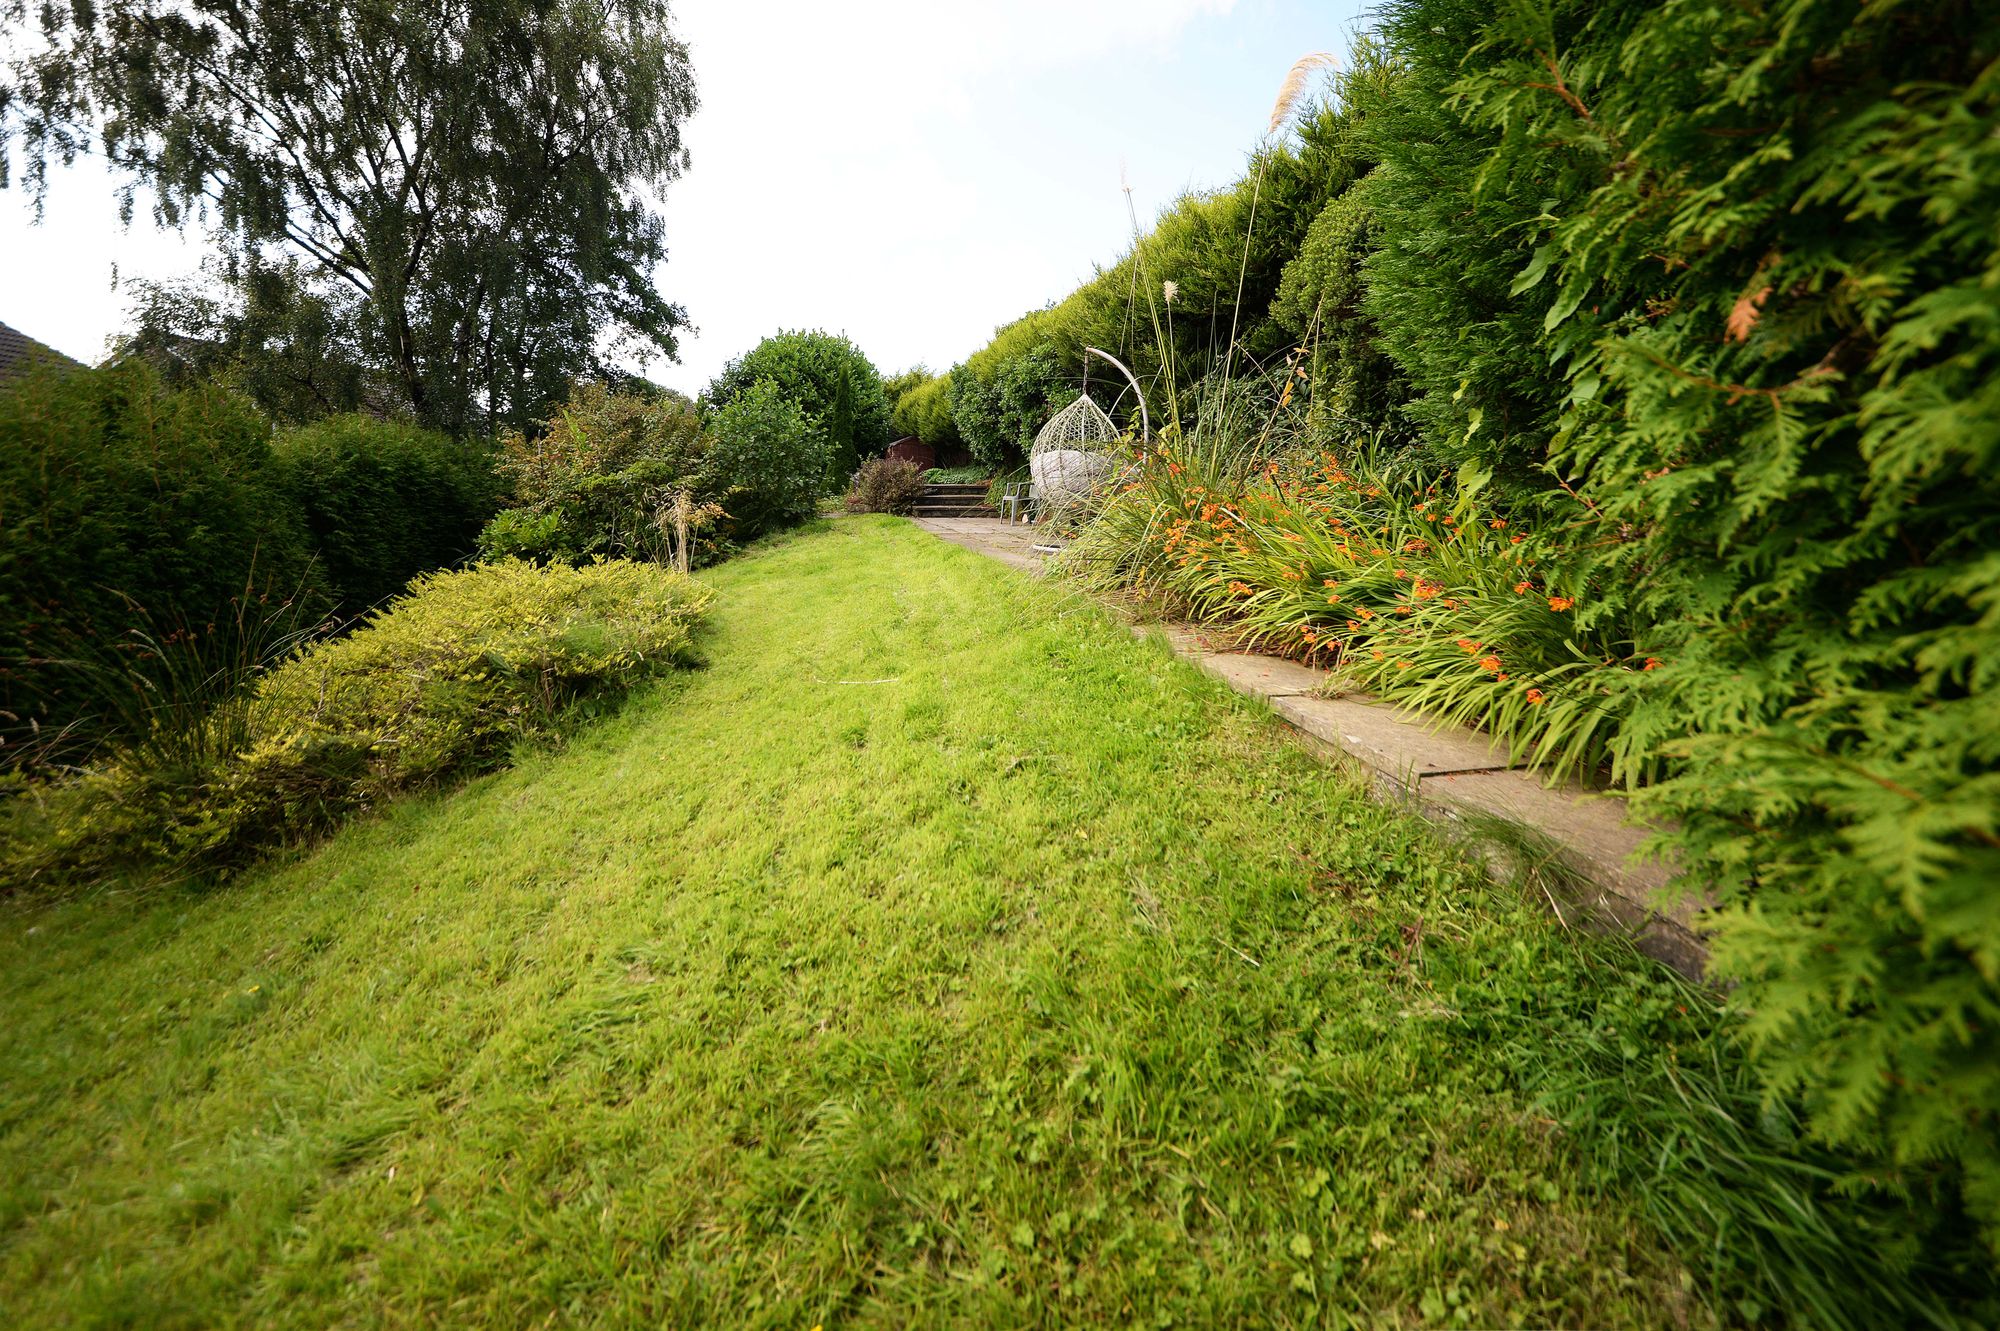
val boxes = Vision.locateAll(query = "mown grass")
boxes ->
[0,517,1884,1327]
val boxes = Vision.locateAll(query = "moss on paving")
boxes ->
[0,516,1707,1327]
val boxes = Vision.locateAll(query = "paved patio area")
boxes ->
[910,516,1061,573]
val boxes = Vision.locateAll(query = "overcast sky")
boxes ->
[0,0,1367,394]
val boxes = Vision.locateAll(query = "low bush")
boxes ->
[1068,432,1641,780]
[481,379,827,566]
[482,381,709,565]
[845,458,926,514]
[1,559,711,889]
[271,414,500,611]
[921,464,988,485]
[704,378,829,537]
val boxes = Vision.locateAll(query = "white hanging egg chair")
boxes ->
[1029,394,1118,522]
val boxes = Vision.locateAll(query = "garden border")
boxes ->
[910,515,1708,978]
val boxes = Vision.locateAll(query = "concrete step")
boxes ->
[911,504,999,517]
[921,484,991,497]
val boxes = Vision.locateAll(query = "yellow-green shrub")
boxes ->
[2,559,711,888]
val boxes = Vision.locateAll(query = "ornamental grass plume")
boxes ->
[1229,51,1340,376]
[1268,51,1339,134]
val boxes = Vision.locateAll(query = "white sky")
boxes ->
[0,0,1365,393]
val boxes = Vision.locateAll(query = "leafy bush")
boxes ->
[0,360,317,767]
[271,414,499,610]
[480,381,709,564]
[705,378,829,536]
[1,559,711,888]
[889,370,959,446]
[892,369,960,447]
[845,458,926,514]
[1066,433,1639,779]
[704,331,891,483]
[1369,0,2000,1246]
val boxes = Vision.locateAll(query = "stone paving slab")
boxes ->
[910,516,1707,976]
[1191,651,1332,699]
[910,516,1052,574]
[1271,694,1519,785]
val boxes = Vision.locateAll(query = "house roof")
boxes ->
[0,320,85,382]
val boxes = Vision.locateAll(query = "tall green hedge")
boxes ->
[1,365,510,767]
[272,414,500,611]
[951,0,2000,1252]
[1431,0,2000,1238]
[0,361,316,763]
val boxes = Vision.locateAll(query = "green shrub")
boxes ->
[1363,0,2000,1245]
[844,457,926,514]
[704,378,828,538]
[481,381,709,564]
[704,331,891,484]
[271,414,499,610]
[1,559,711,888]
[921,465,989,485]
[0,360,316,767]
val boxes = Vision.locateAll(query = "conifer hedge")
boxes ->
[953,0,2000,1248]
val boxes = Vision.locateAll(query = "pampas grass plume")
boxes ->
[1268,52,1339,134]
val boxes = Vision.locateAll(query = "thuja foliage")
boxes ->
[977,0,2000,1267]
[1445,0,2000,1241]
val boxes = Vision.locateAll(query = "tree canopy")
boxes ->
[0,0,698,435]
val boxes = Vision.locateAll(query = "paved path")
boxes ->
[905,514,1707,976]
[910,516,1059,574]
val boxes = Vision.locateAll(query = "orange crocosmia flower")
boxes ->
[1525,688,1545,705]
[1370,650,1386,661]
[1396,659,1412,670]
[1326,593,1341,605]
[1456,638,1476,652]
[1479,656,1503,673]
[1413,580,1442,600]
[1643,657,1662,671]
[1393,568,1410,580]
[1514,582,1532,595]
[1510,534,1524,545]
[1548,596,1575,612]
[1490,519,1507,530]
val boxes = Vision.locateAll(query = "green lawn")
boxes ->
[3,516,1718,1327]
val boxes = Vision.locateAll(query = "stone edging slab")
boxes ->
[1165,641,1706,979]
